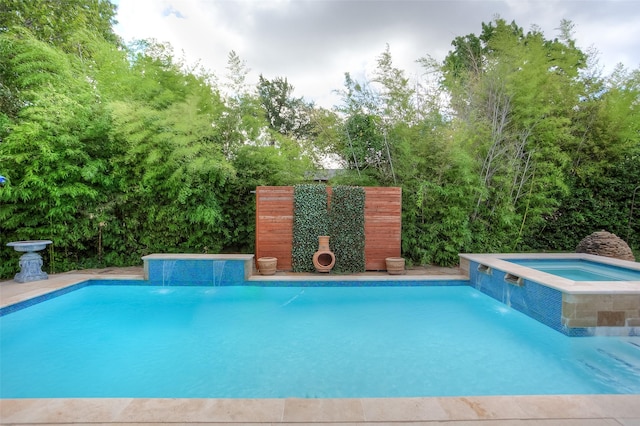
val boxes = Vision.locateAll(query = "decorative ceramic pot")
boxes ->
[257,257,277,275]
[313,236,335,273]
[385,257,405,275]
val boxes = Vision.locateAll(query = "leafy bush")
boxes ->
[292,184,328,272]
[329,186,366,272]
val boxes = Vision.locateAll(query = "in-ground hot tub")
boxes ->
[459,253,640,336]
[505,258,640,281]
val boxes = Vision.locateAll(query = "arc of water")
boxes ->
[212,260,226,286]
[162,260,176,287]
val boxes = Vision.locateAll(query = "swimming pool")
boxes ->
[1,282,639,398]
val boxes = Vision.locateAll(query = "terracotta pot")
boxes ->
[386,257,405,275]
[257,257,277,275]
[313,236,335,273]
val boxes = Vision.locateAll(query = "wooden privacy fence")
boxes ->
[255,186,401,271]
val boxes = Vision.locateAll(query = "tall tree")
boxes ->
[334,47,416,185]
[257,74,314,142]
[441,18,588,250]
[223,50,251,99]
[105,38,235,256]
[372,44,416,125]
[0,0,120,48]
[526,64,640,253]
[217,51,265,153]
[0,29,115,272]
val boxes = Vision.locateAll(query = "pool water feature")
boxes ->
[460,253,640,336]
[1,284,639,398]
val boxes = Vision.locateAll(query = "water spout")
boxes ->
[212,260,226,286]
[162,260,176,286]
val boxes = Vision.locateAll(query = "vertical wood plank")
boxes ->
[255,186,294,271]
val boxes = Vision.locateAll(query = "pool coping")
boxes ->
[2,394,640,424]
[1,266,639,424]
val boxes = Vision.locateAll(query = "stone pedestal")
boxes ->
[6,240,52,283]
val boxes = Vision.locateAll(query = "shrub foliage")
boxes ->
[292,185,329,272]
[329,186,366,273]
[1,6,638,276]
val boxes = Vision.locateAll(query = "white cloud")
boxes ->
[114,0,640,108]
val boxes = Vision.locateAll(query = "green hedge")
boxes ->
[330,185,366,273]
[292,184,328,272]
[292,184,367,273]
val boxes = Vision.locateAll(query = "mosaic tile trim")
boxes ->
[246,279,469,287]
[0,280,157,317]
[0,281,90,316]
[468,261,565,334]
[145,259,248,286]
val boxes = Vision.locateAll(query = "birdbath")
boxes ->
[6,240,53,283]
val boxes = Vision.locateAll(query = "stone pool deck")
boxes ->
[1,267,639,425]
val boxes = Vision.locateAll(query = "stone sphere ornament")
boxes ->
[575,231,635,261]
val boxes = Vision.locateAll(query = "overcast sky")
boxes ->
[113,0,640,108]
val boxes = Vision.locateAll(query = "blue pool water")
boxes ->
[1,284,639,398]
[505,259,640,281]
